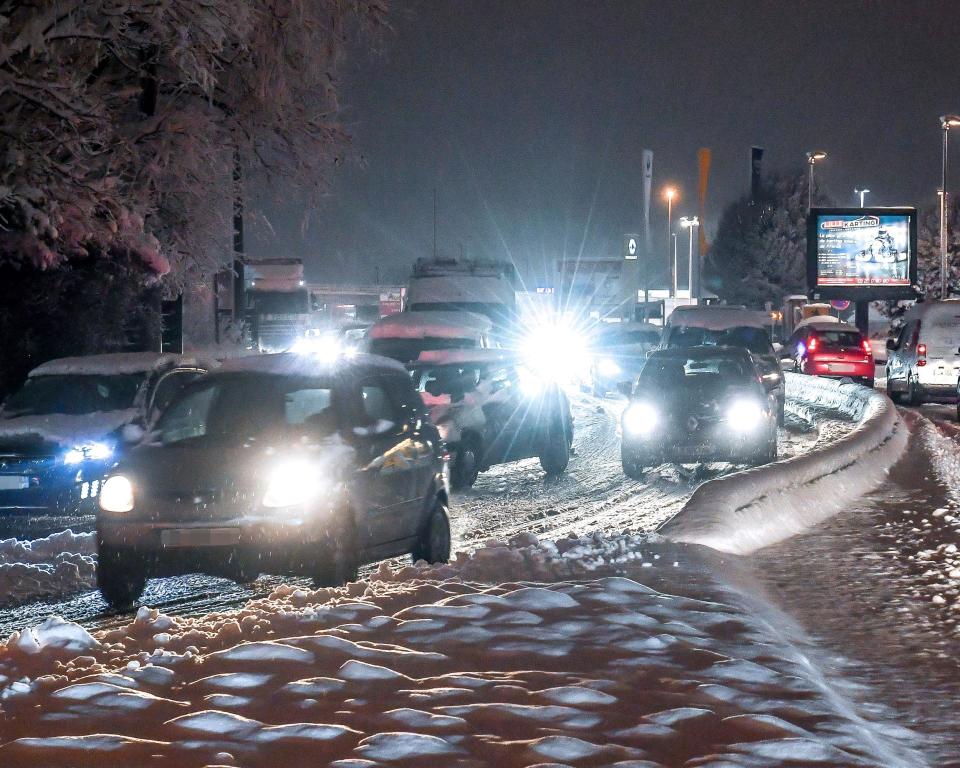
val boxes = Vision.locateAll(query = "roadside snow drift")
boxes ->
[662,374,908,554]
[0,530,95,606]
[0,534,923,767]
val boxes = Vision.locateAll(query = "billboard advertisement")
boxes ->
[807,207,917,300]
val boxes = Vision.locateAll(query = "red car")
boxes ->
[785,321,874,387]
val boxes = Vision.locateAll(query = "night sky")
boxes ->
[249,0,960,288]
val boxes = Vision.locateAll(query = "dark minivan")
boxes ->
[96,353,451,609]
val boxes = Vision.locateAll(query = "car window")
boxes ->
[2,374,145,417]
[151,370,204,416]
[639,355,753,388]
[285,387,333,425]
[158,385,217,444]
[361,384,399,424]
[666,325,771,355]
[812,330,863,349]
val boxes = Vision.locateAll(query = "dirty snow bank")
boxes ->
[0,530,96,607]
[662,373,908,554]
[0,533,924,766]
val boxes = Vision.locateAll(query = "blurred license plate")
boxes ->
[0,476,28,490]
[160,528,240,548]
[827,363,854,373]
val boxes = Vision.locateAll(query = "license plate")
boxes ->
[827,363,854,373]
[0,476,28,490]
[160,528,241,548]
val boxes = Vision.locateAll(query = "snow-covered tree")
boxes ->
[704,170,831,307]
[0,0,387,280]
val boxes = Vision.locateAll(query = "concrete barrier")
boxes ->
[660,373,908,555]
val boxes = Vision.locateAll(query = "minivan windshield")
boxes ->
[157,375,336,445]
[667,325,772,355]
[638,355,753,390]
[2,374,145,417]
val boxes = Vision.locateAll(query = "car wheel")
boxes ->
[451,438,480,490]
[224,551,260,584]
[907,374,922,406]
[886,377,903,404]
[777,399,786,427]
[862,377,875,389]
[539,428,570,476]
[312,514,358,588]
[412,497,452,564]
[97,544,147,611]
[621,446,645,479]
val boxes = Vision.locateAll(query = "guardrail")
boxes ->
[660,373,908,555]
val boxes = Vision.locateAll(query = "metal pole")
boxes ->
[687,225,694,297]
[942,125,950,299]
[667,195,674,297]
[671,233,678,297]
[807,160,814,213]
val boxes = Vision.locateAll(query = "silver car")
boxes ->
[886,299,960,405]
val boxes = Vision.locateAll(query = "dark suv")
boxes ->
[96,353,451,609]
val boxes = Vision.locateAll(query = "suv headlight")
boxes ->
[99,475,134,513]
[263,457,322,508]
[64,442,113,465]
[598,358,621,377]
[623,402,658,436]
[727,399,765,432]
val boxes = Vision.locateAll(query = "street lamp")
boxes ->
[806,150,827,212]
[663,187,677,297]
[940,116,960,298]
[854,188,870,207]
[679,216,700,298]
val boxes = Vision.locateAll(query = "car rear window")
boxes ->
[812,330,863,349]
[667,325,771,355]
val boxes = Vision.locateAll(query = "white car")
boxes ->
[886,299,960,405]
[367,311,495,364]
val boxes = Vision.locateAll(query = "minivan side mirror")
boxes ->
[885,338,896,351]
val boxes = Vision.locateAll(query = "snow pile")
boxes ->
[0,530,96,606]
[663,373,908,554]
[0,547,923,766]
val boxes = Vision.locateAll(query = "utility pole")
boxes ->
[940,117,960,298]
[664,187,677,297]
[806,150,827,212]
[433,188,438,260]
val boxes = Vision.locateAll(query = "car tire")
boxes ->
[224,551,260,584]
[777,399,786,427]
[312,514,359,588]
[621,446,646,479]
[886,377,903,404]
[451,438,480,490]
[412,497,452,565]
[97,544,147,611]
[539,429,570,477]
[862,377,875,389]
[907,374,922,406]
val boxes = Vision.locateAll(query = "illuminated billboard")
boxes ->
[807,207,917,300]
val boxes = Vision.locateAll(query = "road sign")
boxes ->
[624,233,640,260]
[831,299,851,310]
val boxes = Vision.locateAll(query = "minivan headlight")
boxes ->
[64,441,113,465]
[99,475,134,513]
[263,458,322,509]
[623,402,658,436]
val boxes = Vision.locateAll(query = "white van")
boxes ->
[885,299,960,405]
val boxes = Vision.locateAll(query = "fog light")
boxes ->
[99,475,134,513]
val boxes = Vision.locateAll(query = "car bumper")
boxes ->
[623,430,773,464]
[803,360,874,380]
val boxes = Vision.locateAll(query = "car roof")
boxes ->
[413,348,516,366]
[666,305,771,331]
[369,310,492,340]
[903,298,960,321]
[29,352,210,378]
[803,319,860,332]
[648,345,753,361]
[217,352,408,378]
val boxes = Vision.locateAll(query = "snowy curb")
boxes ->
[661,373,908,555]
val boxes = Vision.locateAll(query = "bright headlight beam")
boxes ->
[99,475,134,513]
[263,457,322,508]
[64,442,113,465]
[598,358,621,378]
[623,402,658,436]
[727,399,765,432]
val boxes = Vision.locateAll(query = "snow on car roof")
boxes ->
[414,348,516,366]
[903,298,960,321]
[666,306,771,331]
[795,315,840,329]
[29,352,207,378]
[369,311,492,340]
[218,352,407,377]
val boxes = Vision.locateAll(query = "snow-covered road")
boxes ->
[0,393,829,634]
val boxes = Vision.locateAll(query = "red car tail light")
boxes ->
[862,339,872,355]
[807,336,818,353]
[917,343,927,357]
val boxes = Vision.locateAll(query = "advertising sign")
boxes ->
[623,233,640,260]
[807,207,917,300]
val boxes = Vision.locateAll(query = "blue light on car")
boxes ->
[63,442,114,465]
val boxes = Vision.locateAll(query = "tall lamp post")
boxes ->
[854,188,870,207]
[940,116,960,298]
[671,233,678,297]
[680,216,700,299]
[664,187,677,297]
[806,151,827,212]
